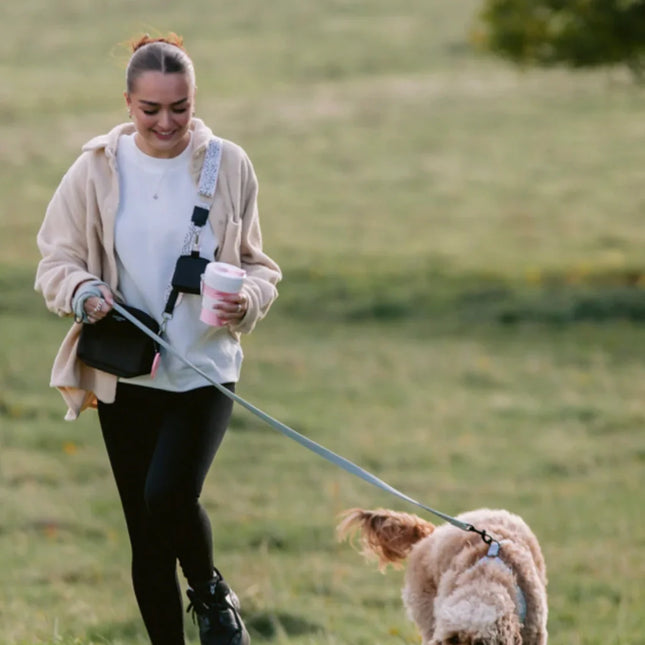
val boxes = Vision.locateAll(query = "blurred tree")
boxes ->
[475,0,645,80]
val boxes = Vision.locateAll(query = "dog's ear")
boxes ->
[336,508,435,570]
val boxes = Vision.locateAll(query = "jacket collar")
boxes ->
[81,118,216,167]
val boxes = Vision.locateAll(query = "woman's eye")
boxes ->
[141,109,186,115]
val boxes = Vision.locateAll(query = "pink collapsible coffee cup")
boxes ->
[200,262,246,326]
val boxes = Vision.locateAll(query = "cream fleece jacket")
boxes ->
[35,118,281,419]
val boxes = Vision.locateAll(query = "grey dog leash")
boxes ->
[112,302,495,541]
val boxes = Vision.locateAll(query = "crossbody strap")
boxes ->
[189,136,224,254]
[191,137,222,251]
[198,137,224,201]
[162,138,223,325]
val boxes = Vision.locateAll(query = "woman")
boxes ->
[35,34,281,645]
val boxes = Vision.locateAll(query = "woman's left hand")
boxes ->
[215,293,249,324]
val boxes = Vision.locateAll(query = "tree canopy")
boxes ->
[477,0,645,79]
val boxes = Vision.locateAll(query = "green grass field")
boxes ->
[1,1,644,643]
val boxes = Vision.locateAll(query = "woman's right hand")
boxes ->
[84,285,114,323]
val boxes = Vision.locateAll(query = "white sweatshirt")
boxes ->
[114,132,242,390]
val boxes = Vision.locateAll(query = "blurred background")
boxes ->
[1,1,644,643]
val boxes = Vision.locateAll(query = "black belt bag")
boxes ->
[77,304,159,378]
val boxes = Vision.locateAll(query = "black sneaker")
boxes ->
[186,570,250,645]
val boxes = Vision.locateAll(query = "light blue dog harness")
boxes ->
[480,541,527,623]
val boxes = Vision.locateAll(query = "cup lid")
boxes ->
[202,262,246,292]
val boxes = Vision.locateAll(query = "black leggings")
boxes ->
[98,382,235,645]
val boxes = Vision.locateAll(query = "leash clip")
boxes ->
[467,525,501,553]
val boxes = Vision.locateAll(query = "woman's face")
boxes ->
[125,71,194,158]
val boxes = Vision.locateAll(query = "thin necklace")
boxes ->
[151,169,168,200]
[133,134,171,199]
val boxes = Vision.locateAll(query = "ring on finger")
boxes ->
[93,299,104,313]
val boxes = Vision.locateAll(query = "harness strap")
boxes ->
[113,302,483,537]
[482,542,527,623]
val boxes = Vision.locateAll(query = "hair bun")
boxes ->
[130,32,185,53]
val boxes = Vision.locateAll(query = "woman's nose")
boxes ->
[158,110,172,128]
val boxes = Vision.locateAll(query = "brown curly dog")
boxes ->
[337,508,548,645]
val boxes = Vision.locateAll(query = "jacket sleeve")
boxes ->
[34,154,100,317]
[231,153,282,334]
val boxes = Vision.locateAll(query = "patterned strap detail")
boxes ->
[198,137,223,200]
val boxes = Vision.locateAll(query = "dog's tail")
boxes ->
[337,508,435,570]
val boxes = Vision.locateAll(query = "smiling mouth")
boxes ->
[154,130,176,139]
